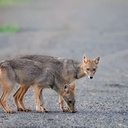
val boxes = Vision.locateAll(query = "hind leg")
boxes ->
[0,83,15,113]
[13,86,22,111]
[18,85,31,111]
[13,85,30,111]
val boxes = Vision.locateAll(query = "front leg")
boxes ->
[59,95,68,112]
[33,85,47,112]
[39,89,47,112]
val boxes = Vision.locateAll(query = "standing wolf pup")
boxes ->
[13,55,76,112]
[0,59,76,113]
[13,54,100,112]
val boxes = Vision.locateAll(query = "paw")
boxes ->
[7,110,16,113]
[42,108,48,113]
[23,108,31,112]
[17,107,31,112]
[62,108,69,112]
[36,110,42,113]
[17,107,24,111]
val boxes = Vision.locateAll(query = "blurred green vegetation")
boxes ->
[0,0,21,32]
[0,0,20,6]
[0,25,20,32]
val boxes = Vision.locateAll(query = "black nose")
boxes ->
[90,77,93,79]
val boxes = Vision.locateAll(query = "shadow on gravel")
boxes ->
[13,110,75,114]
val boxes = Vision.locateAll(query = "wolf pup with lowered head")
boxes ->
[13,54,100,112]
[0,59,76,113]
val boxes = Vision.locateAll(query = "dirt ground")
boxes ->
[0,0,128,127]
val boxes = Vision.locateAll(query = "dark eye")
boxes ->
[87,68,90,71]
[93,68,96,71]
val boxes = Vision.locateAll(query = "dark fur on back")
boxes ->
[19,55,79,83]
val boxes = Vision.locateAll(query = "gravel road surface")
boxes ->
[0,0,128,127]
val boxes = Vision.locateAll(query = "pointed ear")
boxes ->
[64,84,69,92]
[83,54,88,63]
[94,57,100,64]
[70,84,75,91]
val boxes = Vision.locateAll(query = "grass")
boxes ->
[0,25,20,32]
[0,0,31,32]
[0,0,20,6]
[0,0,21,32]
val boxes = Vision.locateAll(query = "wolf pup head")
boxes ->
[82,54,100,79]
[62,84,75,113]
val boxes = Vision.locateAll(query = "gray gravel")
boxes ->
[0,0,128,127]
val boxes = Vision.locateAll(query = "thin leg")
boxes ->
[33,85,46,112]
[33,85,42,112]
[39,89,47,112]
[59,95,68,112]
[0,83,15,113]
[13,86,22,111]
[18,85,30,111]
[13,85,31,111]
[59,95,64,112]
